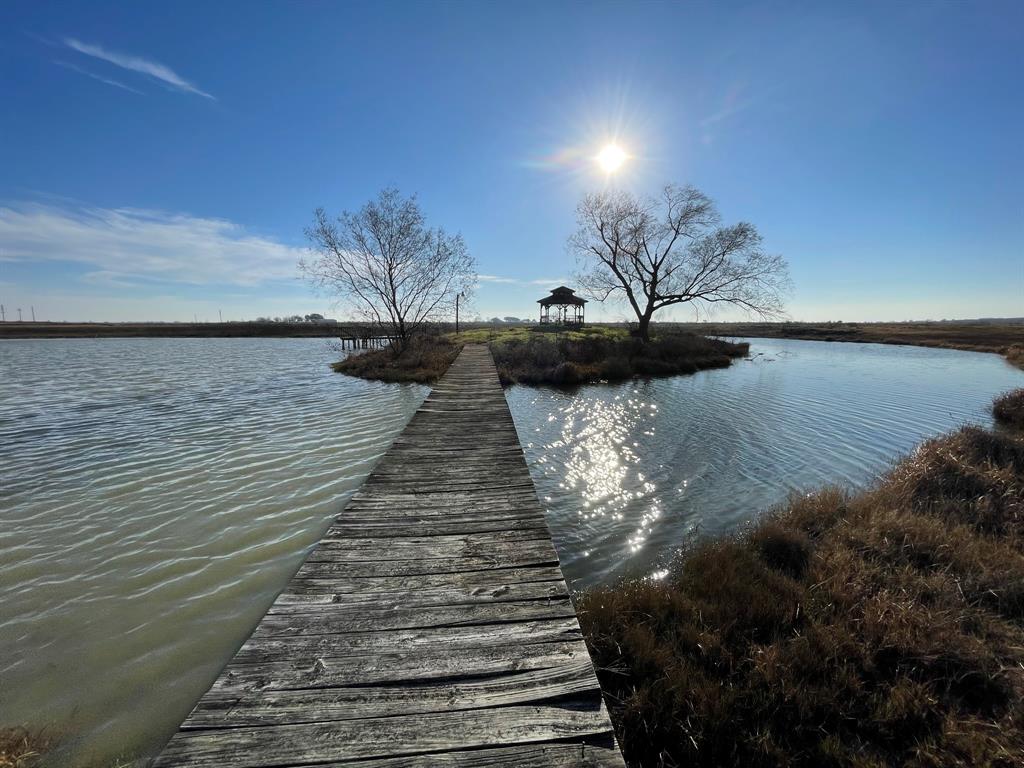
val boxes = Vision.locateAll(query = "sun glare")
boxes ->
[596,143,627,173]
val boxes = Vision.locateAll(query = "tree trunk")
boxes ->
[632,311,653,343]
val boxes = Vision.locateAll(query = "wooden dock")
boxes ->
[155,344,623,767]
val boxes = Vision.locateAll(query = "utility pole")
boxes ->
[455,292,463,334]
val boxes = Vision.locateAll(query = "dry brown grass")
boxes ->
[993,389,1024,430]
[0,728,49,768]
[331,334,462,383]
[676,321,1024,364]
[1006,345,1024,371]
[579,403,1024,767]
[489,331,748,385]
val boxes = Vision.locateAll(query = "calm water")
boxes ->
[0,336,1021,765]
[507,338,1024,588]
[0,338,426,767]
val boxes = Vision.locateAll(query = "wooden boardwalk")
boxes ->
[155,344,623,767]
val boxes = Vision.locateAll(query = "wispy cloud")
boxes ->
[54,59,144,95]
[478,274,520,284]
[478,275,570,287]
[64,38,215,100]
[0,203,304,287]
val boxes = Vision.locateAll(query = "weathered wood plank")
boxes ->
[230,618,586,664]
[155,702,615,766]
[154,345,622,767]
[185,659,601,727]
[209,641,590,691]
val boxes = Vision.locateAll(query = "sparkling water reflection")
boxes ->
[509,338,1024,589]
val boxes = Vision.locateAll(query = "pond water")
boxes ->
[0,338,426,767]
[0,336,1020,765]
[506,337,1024,589]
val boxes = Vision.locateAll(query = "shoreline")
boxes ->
[579,388,1024,766]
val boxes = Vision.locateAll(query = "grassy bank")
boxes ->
[330,334,462,383]
[333,325,748,385]
[579,394,1024,767]
[486,329,748,385]
[448,325,747,386]
[676,321,1024,369]
[993,388,1024,430]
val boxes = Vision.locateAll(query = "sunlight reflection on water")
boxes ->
[509,338,1024,590]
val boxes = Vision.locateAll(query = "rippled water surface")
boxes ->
[507,338,1024,589]
[2,337,1022,765]
[0,338,426,766]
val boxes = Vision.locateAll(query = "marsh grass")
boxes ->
[1005,345,1024,371]
[487,329,748,385]
[993,389,1024,430]
[0,728,48,768]
[331,334,462,383]
[579,406,1024,767]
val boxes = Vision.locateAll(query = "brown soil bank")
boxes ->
[677,320,1024,369]
[579,394,1024,767]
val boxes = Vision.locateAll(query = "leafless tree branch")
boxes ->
[570,184,790,340]
[300,189,476,348]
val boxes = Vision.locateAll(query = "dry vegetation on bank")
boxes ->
[579,397,1024,768]
[0,728,49,768]
[488,330,748,385]
[678,321,1024,369]
[330,334,462,383]
[332,326,749,385]
[994,389,1024,430]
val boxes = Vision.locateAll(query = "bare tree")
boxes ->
[302,189,476,348]
[570,184,790,341]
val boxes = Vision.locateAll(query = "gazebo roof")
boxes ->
[537,286,588,306]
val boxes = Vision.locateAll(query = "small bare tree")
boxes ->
[302,189,476,348]
[571,184,790,341]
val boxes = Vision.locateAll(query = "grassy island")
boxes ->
[579,392,1024,767]
[331,325,749,386]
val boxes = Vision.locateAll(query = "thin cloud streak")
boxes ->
[54,60,144,95]
[64,38,215,100]
[0,203,304,287]
[479,275,570,287]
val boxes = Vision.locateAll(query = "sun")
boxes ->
[596,143,627,173]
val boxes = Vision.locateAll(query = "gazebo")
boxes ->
[537,286,587,326]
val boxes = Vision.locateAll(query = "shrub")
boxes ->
[331,334,461,383]
[993,388,1024,430]
[1006,345,1024,370]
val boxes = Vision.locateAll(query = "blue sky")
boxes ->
[1,0,1021,323]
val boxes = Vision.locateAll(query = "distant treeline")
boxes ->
[0,322,344,339]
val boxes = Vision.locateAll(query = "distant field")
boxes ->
[673,320,1024,355]
[0,322,345,339]
[4,319,1023,361]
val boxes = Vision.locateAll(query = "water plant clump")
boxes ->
[578,393,1024,767]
